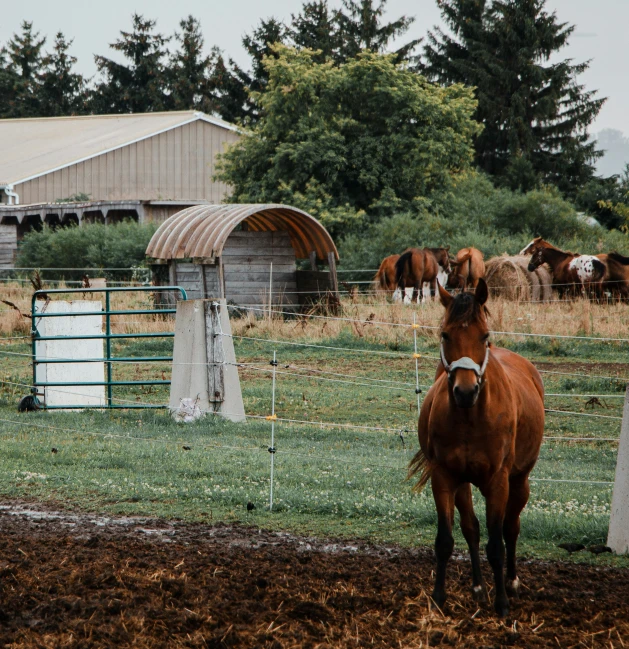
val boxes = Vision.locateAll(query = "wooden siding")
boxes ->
[0,224,18,267]
[172,263,221,301]
[15,121,239,206]
[222,231,297,309]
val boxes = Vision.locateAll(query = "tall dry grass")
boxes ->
[1,281,628,343]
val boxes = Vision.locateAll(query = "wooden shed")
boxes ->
[146,204,339,310]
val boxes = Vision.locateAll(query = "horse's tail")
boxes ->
[395,251,413,288]
[608,251,629,265]
[451,250,472,267]
[407,448,432,493]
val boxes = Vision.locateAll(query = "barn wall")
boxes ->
[222,231,297,308]
[171,263,221,301]
[0,224,18,267]
[15,121,240,206]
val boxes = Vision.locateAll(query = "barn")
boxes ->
[0,111,240,267]
[146,204,339,310]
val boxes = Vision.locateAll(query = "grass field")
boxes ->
[0,285,627,565]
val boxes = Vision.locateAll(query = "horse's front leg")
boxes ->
[503,474,530,598]
[431,277,438,301]
[483,469,510,617]
[430,468,456,609]
[456,483,487,603]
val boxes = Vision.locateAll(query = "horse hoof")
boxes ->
[472,584,488,604]
[506,577,520,597]
[431,590,447,610]
[494,600,510,618]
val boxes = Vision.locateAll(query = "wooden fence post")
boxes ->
[608,385,629,554]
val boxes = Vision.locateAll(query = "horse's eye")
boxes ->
[441,332,450,341]
[482,334,490,342]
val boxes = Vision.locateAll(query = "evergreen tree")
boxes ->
[168,16,216,113]
[5,21,46,117]
[290,1,343,63]
[424,0,605,194]
[92,14,169,114]
[208,51,252,124]
[0,48,19,117]
[39,33,86,116]
[336,0,421,62]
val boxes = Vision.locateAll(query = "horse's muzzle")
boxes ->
[527,262,536,272]
[453,383,480,408]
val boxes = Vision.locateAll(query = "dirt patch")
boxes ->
[0,501,627,648]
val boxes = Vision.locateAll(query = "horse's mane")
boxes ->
[608,251,629,265]
[536,240,576,257]
[443,292,489,326]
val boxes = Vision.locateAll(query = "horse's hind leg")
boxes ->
[431,469,456,609]
[455,484,487,603]
[503,474,530,597]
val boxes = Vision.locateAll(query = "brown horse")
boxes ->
[373,254,400,297]
[409,279,544,617]
[526,237,606,298]
[597,252,629,300]
[395,247,450,303]
[448,247,485,291]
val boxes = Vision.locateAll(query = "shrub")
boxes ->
[16,220,157,280]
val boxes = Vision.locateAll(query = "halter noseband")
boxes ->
[440,341,490,380]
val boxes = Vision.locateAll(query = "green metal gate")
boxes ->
[29,286,187,409]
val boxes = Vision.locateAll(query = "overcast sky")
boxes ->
[1,0,626,136]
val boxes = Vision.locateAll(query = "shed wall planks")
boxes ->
[15,121,239,205]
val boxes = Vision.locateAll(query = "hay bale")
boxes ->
[485,255,553,302]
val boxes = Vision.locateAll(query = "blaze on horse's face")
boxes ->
[438,281,490,408]
[527,247,544,272]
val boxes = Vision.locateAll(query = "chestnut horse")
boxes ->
[598,252,629,300]
[448,247,485,291]
[374,254,400,297]
[526,237,606,298]
[395,247,450,303]
[409,279,544,617]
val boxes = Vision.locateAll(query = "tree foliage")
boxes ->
[92,14,169,113]
[216,47,480,234]
[424,0,605,195]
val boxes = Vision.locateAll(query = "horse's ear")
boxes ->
[475,278,488,306]
[445,245,450,251]
[438,283,453,308]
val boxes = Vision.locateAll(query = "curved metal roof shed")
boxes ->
[147,204,339,310]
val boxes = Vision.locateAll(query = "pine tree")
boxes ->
[92,14,169,114]
[208,51,252,123]
[0,48,19,117]
[290,1,343,63]
[168,16,216,113]
[39,33,87,116]
[242,18,288,95]
[336,0,421,62]
[424,0,605,194]
[5,21,46,117]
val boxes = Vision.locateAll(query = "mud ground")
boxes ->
[0,501,627,648]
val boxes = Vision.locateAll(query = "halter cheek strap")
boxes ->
[440,342,490,380]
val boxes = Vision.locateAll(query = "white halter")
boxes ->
[440,341,490,380]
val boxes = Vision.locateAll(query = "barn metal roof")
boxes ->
[0,111,237,187]
[145,204,338,261]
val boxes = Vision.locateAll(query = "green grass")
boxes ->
[0,329,627,566]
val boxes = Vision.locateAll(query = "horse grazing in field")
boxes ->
[395,247,450,303]
[526,237,606,298]
[409,279,544,617]
[448,247,485,291]
[374,254,400,297]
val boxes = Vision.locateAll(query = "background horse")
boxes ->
[409,279,544,617]
[395,247,450,303]
[448,247,485,291]
[597,251,629,300]
[526,237,606,298]
[373,254,400,299]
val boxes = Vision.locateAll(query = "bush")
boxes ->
[16,220,158,280]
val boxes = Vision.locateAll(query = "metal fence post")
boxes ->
[268,350,278,511]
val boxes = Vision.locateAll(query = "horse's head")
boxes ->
[527,246,546,272]
[438,279,490,408]
[434,247,451,273]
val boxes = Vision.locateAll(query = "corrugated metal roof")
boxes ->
[0,111,237,186]
[146,204,338,261]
